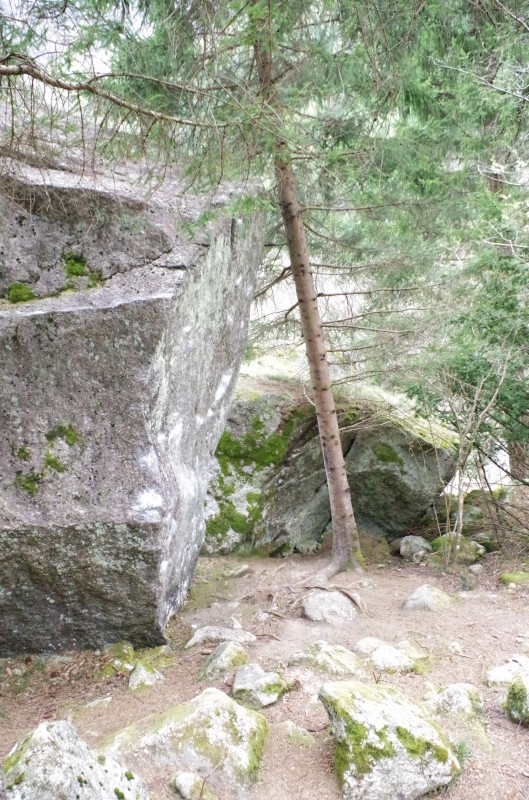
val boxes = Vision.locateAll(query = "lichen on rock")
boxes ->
[3,720,147,800]
[319,680,460,800]
[198,641,250,680]
[103,687,268,791]
[288,641,368,679]
[232,663,291,709]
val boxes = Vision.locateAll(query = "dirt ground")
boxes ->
[1,551,529,799]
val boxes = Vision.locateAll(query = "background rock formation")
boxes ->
[0,158,264,655]
[205,380,456,555]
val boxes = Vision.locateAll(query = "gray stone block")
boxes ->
[0,163,264,654]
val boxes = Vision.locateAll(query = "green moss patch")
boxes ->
[505,678,529,724]
[14,469,43,496]
[44,451,66,473]
[62,252,87,277]
[395,727,449,763]
[46,424,85,448]
[6,282,37,303]
[206,413,302,551]
[372,441,404,469]
[3,733,31,774]
[500,571,529,587]
[216,415,296,475]
[60,252,102,289]
[336,718,395,783]
[13,444,31,461]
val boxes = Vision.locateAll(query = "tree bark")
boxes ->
[508,435,529,482]
[253,18,363,573]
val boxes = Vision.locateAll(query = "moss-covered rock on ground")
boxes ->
[103,687,268,791]
[505,675,529,725]
[319,679,460,800]
[3,721,147,800]
[232,663,292,709]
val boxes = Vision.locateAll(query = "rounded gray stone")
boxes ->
[302,590,357,625]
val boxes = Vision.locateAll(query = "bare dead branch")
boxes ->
[0,56,226,129]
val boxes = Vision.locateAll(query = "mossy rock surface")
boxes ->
[198,641,250,680]
[505,675,529,725]
[103,687,267,790]
[430,536,485,565]
[288,641,368,679]
[319,680,460,800]
[232,663,291,709]
[3,720,147,800]
[207,385,456,556]
[100,641,173,679]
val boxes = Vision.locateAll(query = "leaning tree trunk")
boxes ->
[253,23,362,574]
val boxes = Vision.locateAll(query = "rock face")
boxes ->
[319,680,460,800]
[3,720,147,800]
[0,159,265,655]
[204,385,456,555]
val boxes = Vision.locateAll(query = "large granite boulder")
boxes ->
[0,158,265,655]
[204,384,456,555]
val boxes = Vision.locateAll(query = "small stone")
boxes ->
[128,661,164,690]
[486,654,529,687]
[427,683,483,717]
[198,641,249,680]
[232,663,291,709]
[173,772,217,800]
[468,564,483,575]
[185,626,256,648]
[283,721,316,747]
[102,640,135,672]
[224,564,251,578]
[359,579,377,589]
[400,535,433,562]
[84,695,112,709]
[448,642,463,655]
[302,590,357,625]
[353,637,423,674]
[288,641,368,678]
[403,584,453,612]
